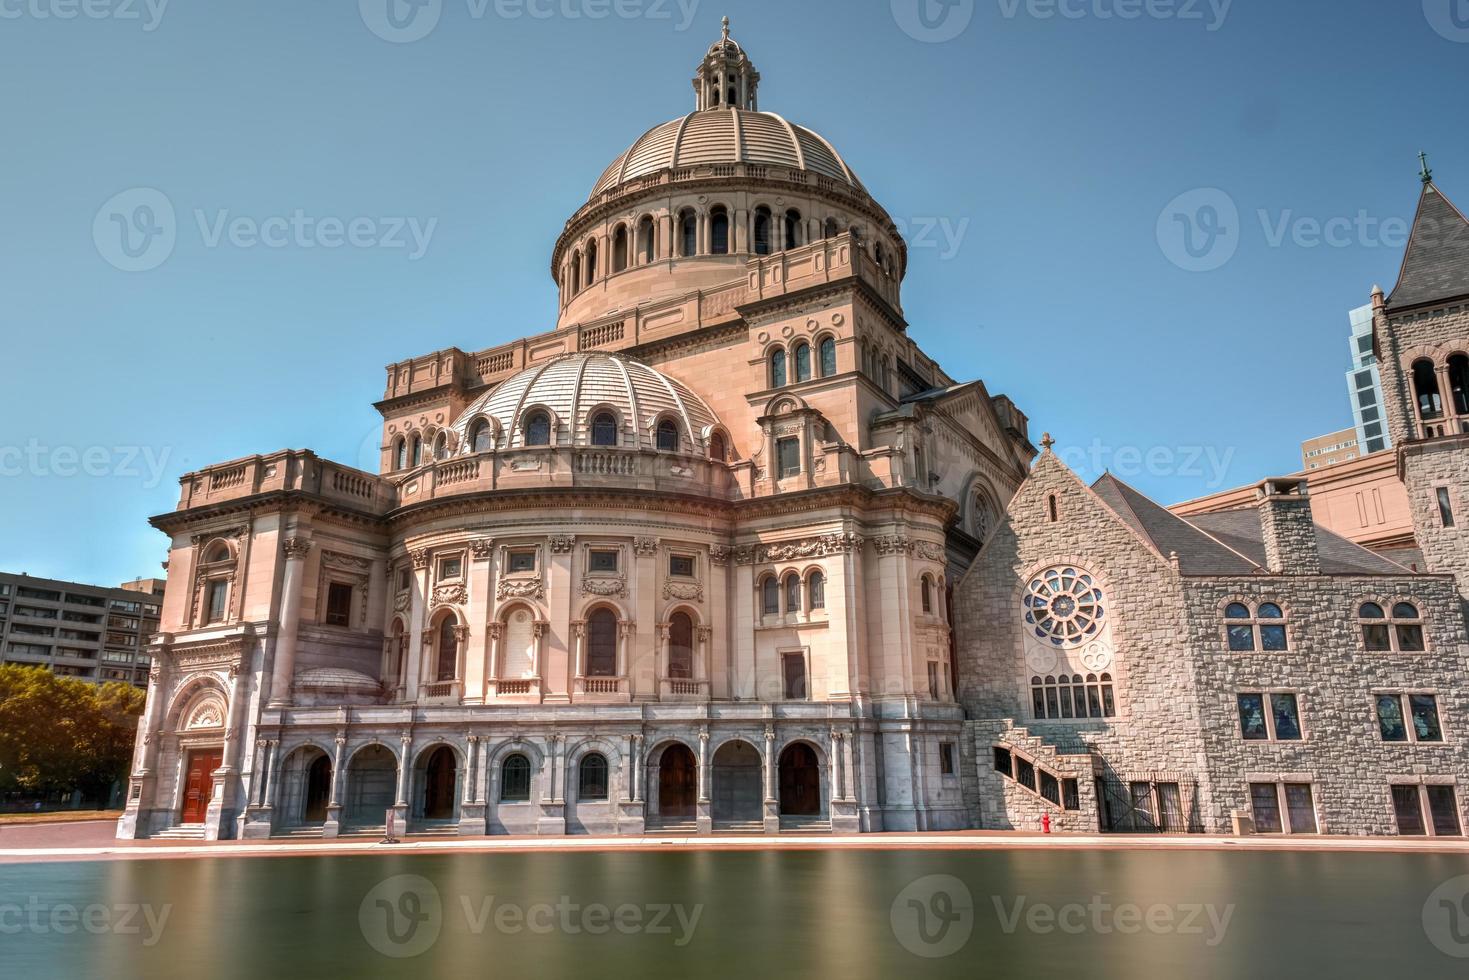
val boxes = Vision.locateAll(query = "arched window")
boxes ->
[668,612,694,679]
[500,754,531,802]
[585,239,599,284]
[524,411,551,447]
[433,431,448,461]
[878,357,889,392]
[578,753,608,801]
[656,419,680,452]
[470,419,493,453]
[1449,353,1469,416]
[637,215,656,264]
[761,576,779,616]
[784,574,801,613]
[770,349,787,388]
[823,217,840,239]
[435,617,458,682]
[710,206,730,255]
[612,225,628,273]
[586,609,618,677]
[1414,359,1444,420]
[794,343,812,382]
[680,210,698,257]
[784,209,802,250]
[1225,601,1288,652]
[571,252,582,294]
[818,336,837,377]
[590,412,618,447]
[971,489,996,541]
[753,207,772,255]
[1360,601,1424,652]
[708,431,727,462]
[874,241,886,268]
[389,618,406,687]
[807,570,825,609]
[920,576,934,614]
[1048,494,1060,523]
[205,542,231,564]
[394,437,408,471]
[410,435,423,468]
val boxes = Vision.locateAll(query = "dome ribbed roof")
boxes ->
[589,108,861,199]
[452,352,720,453]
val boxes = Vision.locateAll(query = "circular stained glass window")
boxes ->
[1023,567,1105,647]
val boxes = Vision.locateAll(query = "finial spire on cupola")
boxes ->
[1420,150,1434,185]
[693,15,760,111]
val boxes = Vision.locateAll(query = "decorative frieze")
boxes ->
[709,545,733,566]
[549,535,576,554]
[914,541,945,562]
[869,535,913,557]
[432,583,468,606]
[663,581,704,602]
[409,549,430,570]
[582,576,627,598]
[739,532,864,564]
[469,539,494,560]
[634,537,658,557]
[497,579,546,602]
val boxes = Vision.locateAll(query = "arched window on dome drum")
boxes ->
[824,217,840,240]
[571,252,581,294]
[807,570,825,609]
[921,577,933,614]
[590,412,618,447]
[500,754,530,802]
[794,343,812,383]
[656,419,680,453]
[433,432,448,461]
[753,207,772,255]
[394,438,408,471]
[727,85,736,106]
[784,573,801,614]
[612,226,628,273]
[784,209,802,250]
[710,207,730,255]
[708,431,727,462]
[389,619,406,688]
[1414,359,1443,420]
[586,609,618,677]
[761,576,779,616]
[819,336,836,378]
[410,435,423,468]
[638,216,656,264]
[524,411,551,447]
[680,210,698,257]
[668,612,694,679]
[1450,354,1469,416]
[470,419,493,453]
[585,239,599,284]
[435,617,458,683]
[578,753,608,800]
[770,349,787,388]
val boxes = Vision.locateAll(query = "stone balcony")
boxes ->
[174,449,396,516]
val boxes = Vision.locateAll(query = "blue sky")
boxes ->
[1,0,1466,586]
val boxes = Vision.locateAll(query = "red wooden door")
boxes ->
[181,749,222,824]
[658,745,697,819]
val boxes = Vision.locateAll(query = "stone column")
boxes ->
[570,620,587,679]
[487,622,504,688]
[829,730,843,801]
[763,725,779,834]
[267,537,312,707]
[463,736,479,806]
[403,550,430,702]
[251,739,271,807]
[695,626,712,685]
[265,740,284,809]
[696,729,712,836]
[324,734,347,838]
[395,732,412,807]
[633,733,645,802]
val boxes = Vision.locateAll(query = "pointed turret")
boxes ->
[1385,163,1469,311]
[692,16,760,111]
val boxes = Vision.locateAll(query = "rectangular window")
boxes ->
[1354,370,1374,389]
[993,746,1012,778]
[325,582,354,627]
[1039,770,1061,806]
[439,556,462,580]
[1284,784,1318,834]
[398,568,412,591]
[1228,624,1256,651]
[206,580,229,623]
[782,653,807,700]
[1271,693,1303,740]
[1379,693,1443,742]
[1377,694,1409,741]
[508,550,537,573]
[18,587,62,602]
[1015,757,1036,792]
[1360,406,1380,423]
[927,662,939,700]
[1438,488,1456,528]
[1427,785,1463,836]
[1410,694,1444,742]
[1129,783,1156,830]
[1237,693,1268,740]
[777,437,801,477]
[939,743,955,776]
[1394,785,1428,835]
[588,550,620,574]
[668,555,695,578]
[1251,783,1283,834]
[1062,778,1080,811]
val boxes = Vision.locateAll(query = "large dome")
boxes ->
[451,352,721,454]
[589,107,863,200]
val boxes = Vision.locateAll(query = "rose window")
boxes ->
[1024,567,1105,647]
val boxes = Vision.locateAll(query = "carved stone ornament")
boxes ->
[759,532,863,563]
[634,537,658,557]
[393,592,411,612]
[663,581,704,602]
[433,583,468,606]
[582,576,626,598]
[409,549,431,570]
[870,535,913,557]
[282,537,313,561]
[497,579,546,601]
[322,551,371,571]
[469,539,494,559]
[549,536,576,554]
[709,546,733,566]
[915,541,945,562]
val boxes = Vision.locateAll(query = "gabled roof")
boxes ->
[1090,473,1257,575]
[1182,509,1412,576]
[1385,181,1469,310]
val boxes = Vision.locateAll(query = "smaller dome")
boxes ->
[294,667,381,695]
[452,352,721,454]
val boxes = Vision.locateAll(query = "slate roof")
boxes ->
[1385,182,1469,310]
[1089,473,1413,577]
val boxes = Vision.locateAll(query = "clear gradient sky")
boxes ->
[1,0,1466,586]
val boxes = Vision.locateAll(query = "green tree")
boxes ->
[0,665,145,807]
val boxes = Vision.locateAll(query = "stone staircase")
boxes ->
[274,826,325,840]
[778,816,832,834]
[712,819,766,835]
[646,819,698,835]
[153,824,206,841]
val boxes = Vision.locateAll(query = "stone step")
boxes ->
[647,820,698,834]
[778,818,832,834]
[275,826,325,839]
[712,821,766,834]
[154,824,206,840]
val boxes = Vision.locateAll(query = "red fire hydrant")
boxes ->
[1041,812,1052,834]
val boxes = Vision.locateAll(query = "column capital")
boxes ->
[282,536,313,561]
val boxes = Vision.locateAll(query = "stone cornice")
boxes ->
[149,492,382,537]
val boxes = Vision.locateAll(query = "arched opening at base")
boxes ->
[778,743,822,817]
[419,746,459,822]
[656,743,697,822]
[712,740,763,825]
[345,745,397,829]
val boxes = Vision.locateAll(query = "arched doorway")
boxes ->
[303,754,332,823]
[656,743,697,823]
[419,746,458,821]
[778,743,822,817]
[712,741,763,826]
[345,745,397,829]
